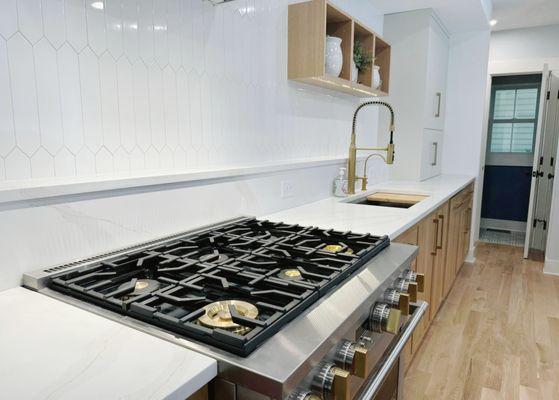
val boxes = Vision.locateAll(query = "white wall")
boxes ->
[0,0,383,182]
[442,31,491,176]
[442,30,491,260]
[0,0,388,290]
[489,24,559,73]
[488,24,559,273]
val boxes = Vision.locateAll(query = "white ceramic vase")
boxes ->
[351,60,359,83]
[325,36,343,77]
[373,65,381,89]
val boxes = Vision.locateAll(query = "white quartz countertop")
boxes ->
[0,287,217,400]
[263,175,475,239]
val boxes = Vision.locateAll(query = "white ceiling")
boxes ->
[491,0,559,31]
[373,0,492,33]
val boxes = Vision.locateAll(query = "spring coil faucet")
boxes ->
[347,101,396,194]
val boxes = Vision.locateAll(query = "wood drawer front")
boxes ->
[394,225,419,270]
[450,183,474,210]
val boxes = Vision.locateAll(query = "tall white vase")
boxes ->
[325,36,343,77]
[373,65,381,89]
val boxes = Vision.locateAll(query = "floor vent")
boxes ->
[479,228,525,247]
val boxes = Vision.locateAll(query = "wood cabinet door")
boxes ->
[423,19,449,131]
[444,200,461,297]
[407,213,436,352]
[394,225,419,267]
[460,194,474,265]
[431,202,449,317]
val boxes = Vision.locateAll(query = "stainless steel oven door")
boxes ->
[356,301,428,400]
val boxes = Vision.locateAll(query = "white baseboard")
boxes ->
[544,259,559,276]
[465,245,476,263]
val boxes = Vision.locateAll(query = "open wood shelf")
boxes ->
[354,21,375,87]
[288,0,390,98]
[374,35,391,94]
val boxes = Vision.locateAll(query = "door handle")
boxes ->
[532,171,544,178]
[549,173,555,179]
[431,142,438,166]
[434,92,442,118]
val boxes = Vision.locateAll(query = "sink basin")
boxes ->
[349,192,429,209]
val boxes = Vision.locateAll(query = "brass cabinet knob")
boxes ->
[369,303,401,334]
[384,288,410,315]
[399,293,410,316]
[312,363,350,400]
[334,340,368,379]
[401,269,425,293]
[353,346,368,378]
[408,282,418,302]
[332,367,351,400]
[416,273,425,292]
[385,308,401,334]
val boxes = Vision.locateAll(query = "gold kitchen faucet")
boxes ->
[347,101,396,194]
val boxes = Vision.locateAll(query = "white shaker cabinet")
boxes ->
[424,19,449,131]
[421,129,443,179]
[381,9,449,181]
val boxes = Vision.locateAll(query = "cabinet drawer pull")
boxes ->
[434,92,442,118]
[437,215,444,249]
[431,142,438,166]
[431,218,439,255]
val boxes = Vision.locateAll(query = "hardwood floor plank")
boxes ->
[404,243,559,400]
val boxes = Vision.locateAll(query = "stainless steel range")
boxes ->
[23,217,427,400]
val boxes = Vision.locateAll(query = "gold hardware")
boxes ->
[198,300,258,334]
[353,346,368,378]
[332,367,351,400]
[399,293,410,316]
[322,244,354,254]
[347,101,396,194]
[385,308,401,334]
[416,273,425,292]
[437,215,445,249]
[431,218,439,255]
[408,282,418,302]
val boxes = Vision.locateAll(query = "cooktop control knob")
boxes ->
[401,269,425,292]
[392,278,418,302]
[334,339,368,378]
[383,288,410,316]
[369,302,401,334]
[312,362,350,400]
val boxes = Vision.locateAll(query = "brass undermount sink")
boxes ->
[349,192,429,209]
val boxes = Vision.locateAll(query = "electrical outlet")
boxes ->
[281,181,295,198]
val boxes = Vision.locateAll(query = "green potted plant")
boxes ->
[352,40,373,83]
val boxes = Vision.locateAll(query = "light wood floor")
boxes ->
[403,242,559,400]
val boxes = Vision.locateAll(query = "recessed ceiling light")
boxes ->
[490,19,498,26]
[91,1,104,10]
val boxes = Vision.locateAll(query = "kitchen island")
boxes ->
[0,287,216,400]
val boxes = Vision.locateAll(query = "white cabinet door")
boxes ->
[424,20,449,131]
[420,129,443,180]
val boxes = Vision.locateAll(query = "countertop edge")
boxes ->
[386,176,475,239]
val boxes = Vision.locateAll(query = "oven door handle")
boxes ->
[356,301,429,400]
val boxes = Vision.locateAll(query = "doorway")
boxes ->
[480,74,542,247]
[479,71,559,258]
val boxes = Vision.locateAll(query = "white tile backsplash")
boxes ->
[17,0,44,44]
[43,0,66,49]
[0,0,18,39]
[0,0,386,292]
[0,0,383,185]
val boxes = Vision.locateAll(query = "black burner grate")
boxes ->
[49,218,389,356]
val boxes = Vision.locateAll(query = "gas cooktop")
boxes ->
[47,217,389,356]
